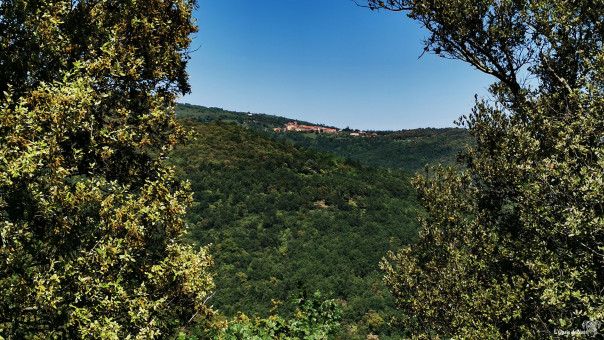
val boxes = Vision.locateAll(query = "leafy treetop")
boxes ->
[1,1,215,338]
[360,0,604,338]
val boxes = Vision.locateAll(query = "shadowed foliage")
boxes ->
[361,0,604,338]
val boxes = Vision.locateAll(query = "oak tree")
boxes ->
[0,0,214,338]
[362,0,604,338]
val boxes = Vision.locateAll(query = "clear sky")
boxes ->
[180,0,494,130]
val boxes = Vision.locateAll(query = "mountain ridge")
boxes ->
[176,103,475,172]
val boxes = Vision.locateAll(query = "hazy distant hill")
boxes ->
[176,103,474,172]
[176,103,332,131]
[168,120,420,339]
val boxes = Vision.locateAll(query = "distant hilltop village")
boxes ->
[273,121,378,137]
[273,121,338,134]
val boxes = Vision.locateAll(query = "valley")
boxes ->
[170,104,474,338]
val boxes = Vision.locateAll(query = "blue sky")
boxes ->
[180,0,494,130]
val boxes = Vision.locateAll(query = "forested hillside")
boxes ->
[3,0,600,338]
[274,128,472,172]
[176,103,474,172]
[176,104,327,131]
[168,119,421,338]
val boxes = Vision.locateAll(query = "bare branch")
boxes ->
[352,0,411,12]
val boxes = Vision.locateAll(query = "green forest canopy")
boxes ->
[0,0,214,338]
[3,0,601,338]
[168,119,422,339]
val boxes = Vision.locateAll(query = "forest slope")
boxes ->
[169,120,421,338]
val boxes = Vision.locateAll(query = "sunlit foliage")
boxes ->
[209,292,342,340]
[0,1,215,338]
